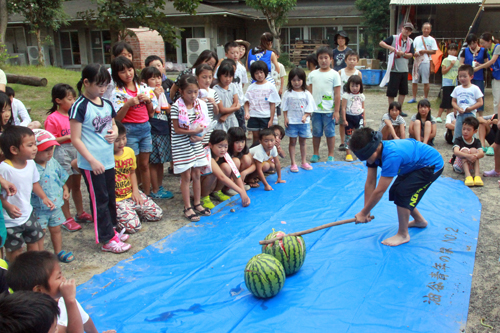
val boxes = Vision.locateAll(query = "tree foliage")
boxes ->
[77,0,202,44]
[355,0,390,39]
[9,0,70,66]
[247,0,297,52]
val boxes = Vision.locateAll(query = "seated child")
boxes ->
[342,75,365,161]
[272,124,286,158]
[200,130,251,209]
[227,127,254,188]
[351,127,444,247]
[247,128,286,191]
[444,110,457,144]
[5,87,40,129]
[32,129,73,263]
[478,113,497,155]
[452,116,484,186]
[379,101,406,140]
[409,99,437,146]
[0,291,59,333]
[6,251,116,333]
[114,121,163,233]
[0,126,54,262]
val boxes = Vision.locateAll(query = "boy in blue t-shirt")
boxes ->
[350,127,444,247]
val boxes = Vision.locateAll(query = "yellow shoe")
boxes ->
[200,196,215,209]
[464,176,474,187]
[345,154,353,162]
[473,176,484,186]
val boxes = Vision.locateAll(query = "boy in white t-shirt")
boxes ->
[451,65,484,142]
[0,126,54,262]
[7,251,117,333]
[306,47,342,162]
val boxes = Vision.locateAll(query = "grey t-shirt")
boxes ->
[384,35,415,73]
[411,114,436,124]
[379,113,406,131]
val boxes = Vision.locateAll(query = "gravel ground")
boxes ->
[49,85,497,332]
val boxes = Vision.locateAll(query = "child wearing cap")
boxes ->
[350,127,444,247]
[32,129,73,263]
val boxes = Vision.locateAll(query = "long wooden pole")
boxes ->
[465,0,487,41]
[259,216,375,245]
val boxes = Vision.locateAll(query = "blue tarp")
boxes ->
[77,162,481,333]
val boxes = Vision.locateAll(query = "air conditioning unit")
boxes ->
[8,53,27,66]
[216,45,225,62]
[186,38,210,67]
[27,46,50,66]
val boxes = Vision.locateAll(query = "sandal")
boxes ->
[57,250,75,263]
[194,204,211,216]
[183,207,200,222]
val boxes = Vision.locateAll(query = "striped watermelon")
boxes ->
[262,230,306,276]
[244,253,286,298]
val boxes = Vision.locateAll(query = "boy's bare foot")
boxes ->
[408,219,428,228]
[382,233,410,246]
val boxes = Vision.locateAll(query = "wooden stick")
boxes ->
[259,216,375,245]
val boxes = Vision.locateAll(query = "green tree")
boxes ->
[9,0,69,66]
[77,0,202,45]
[247,0,297,52]
[355,0,390,57]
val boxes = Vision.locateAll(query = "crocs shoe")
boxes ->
[61,218,82,232]
[338,143,347,151]
[482,147,488,152]
[327,156,335,162]
[464,176,474,187]
[486,146,495,156]
[150,189,174,199]
[310,155,320,163]
[211,190,231,202]
[484,169,500,177]
[102,236,131,254]
[74,212,92,223]
[407,98,417,104]
[345,154,354,162]
[201,196,215,209]
[436,117,442,123]
[290,164,299,173]
[301,163,313,171]
[474,176,484,186]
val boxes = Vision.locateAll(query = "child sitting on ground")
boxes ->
[227,127,253,187]
[0,126,54,262]
[6,251,116,333]
[272,125,286,158]
[342,75,365,161]
[379,101,406,140]
[114,121,163,233]
[351,127,444,247]
[452,116,484,186]
[247,128,286,191]
[409,99,437,145]
[32,129,73,263]
[5,87,40,129]
[477,114,497,155]
[200,130,251,209]
[213,59,240,131]
[436,43,460,123]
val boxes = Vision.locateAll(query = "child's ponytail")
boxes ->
[48,83,77,115]
[78,63,111,96]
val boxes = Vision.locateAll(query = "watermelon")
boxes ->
[262,230,306,276]
[244,253,286,298]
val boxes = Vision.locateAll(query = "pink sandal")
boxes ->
[290,164,299,173]
[61,218,82,232]
[301,163,313,171]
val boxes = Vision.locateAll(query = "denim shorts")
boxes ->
[35,207,65,229]
[311,113,336,138]
[123,122,152,155]
[285,123,312,138]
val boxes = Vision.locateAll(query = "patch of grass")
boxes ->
[1,65,81,125]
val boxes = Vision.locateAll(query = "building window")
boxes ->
[280,27,304,54]
[342,27,359,51]
[91,31,111,64]
[310,27,324,41]
[59,31,81,66]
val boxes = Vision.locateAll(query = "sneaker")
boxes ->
[436,117,443,123]
[464,176,474,187]
[310,155,320,163]
[345,154,354,162]
[201,196,215,209]
[149,189,174,199]
[474,176,484,186]
[339,143,347,151]
[101,236,131,254]
[61,218,82,232]
[407,98,417,104]
[211,190,231,201]
[327,156,335,162]
[115,228,129,242]
[223,188,239,196]
[400,112,408,117]
[74,212,92,223]
[300,163,313,170]
[290,164,299,172]
[484,169,500,177]
[486,146,495,156]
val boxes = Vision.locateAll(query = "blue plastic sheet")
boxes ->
[77,162,481,333]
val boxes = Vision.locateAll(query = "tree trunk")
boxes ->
[0,0,7,47]
[267,18,282,53]
[35,29,45,66]
[6,73,48,87]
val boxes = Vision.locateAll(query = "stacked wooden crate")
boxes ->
[289,40,329,66]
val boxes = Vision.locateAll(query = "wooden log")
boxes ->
[258,216,375,245]
[6,74,48,87]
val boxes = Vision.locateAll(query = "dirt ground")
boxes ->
[51,85,498,332]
